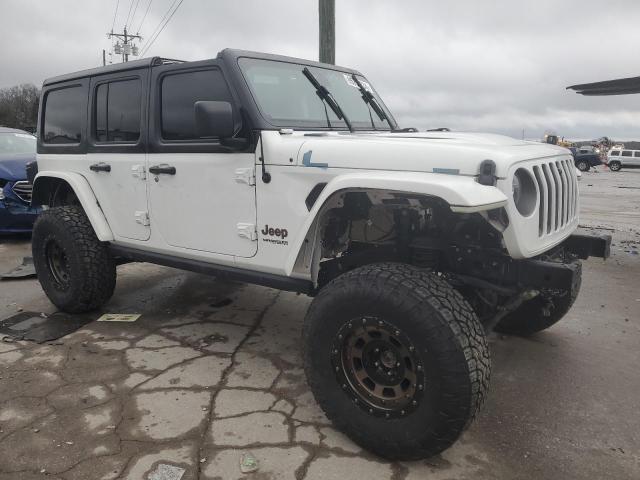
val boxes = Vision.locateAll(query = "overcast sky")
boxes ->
[2,0,640,140]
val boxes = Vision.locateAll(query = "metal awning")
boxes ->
[567,76,640,96]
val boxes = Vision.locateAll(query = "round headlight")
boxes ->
[512,168,537,216]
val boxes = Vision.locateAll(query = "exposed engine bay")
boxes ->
[306,189,583,330]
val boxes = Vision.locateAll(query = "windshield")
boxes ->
[239,58,394,130]
[0,132,36,154]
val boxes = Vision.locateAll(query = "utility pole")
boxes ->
[107,26,142,63]
[319,0,335,64]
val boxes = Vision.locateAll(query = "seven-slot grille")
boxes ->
[11,181,33,203]
[532,159,578,237]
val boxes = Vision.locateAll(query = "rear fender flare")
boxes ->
[32,171,114,241]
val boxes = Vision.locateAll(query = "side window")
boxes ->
[43,86,83,144]
[621,151,632,157]
[161,69,232,141]
[94,78,141,142]
[610,150,620,156]
[634,152,640,157]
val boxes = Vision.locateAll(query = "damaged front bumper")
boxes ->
[451,232,611,294]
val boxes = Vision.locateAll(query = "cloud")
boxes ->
[2,0,640,140]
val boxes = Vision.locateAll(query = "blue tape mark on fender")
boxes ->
[302,150,329,168]
[432,168,460,175]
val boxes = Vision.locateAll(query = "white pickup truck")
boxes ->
[29,49,609,459]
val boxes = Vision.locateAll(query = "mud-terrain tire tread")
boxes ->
[495,263,581,336]
[303,262,490,460]
[32,205,116,313]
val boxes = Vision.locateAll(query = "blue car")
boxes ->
[0,127,41,233]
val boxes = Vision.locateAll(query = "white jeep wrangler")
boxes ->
[30,49,610,459]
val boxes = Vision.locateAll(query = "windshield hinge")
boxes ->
[234,167,256,186]
[237,223,257,241]
[131,165,146,180]
[134,211,150,226]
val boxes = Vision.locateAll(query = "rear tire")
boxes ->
[303,263,490,460]
[608,161,622,171]
[495,261,581,336]
[32,206,116,313]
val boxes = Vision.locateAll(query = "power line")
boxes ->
[129,0,142,29]
[136,0,154,34]
[111,0,120,32]
[124,0,136,28]
[140,0,185,56]
[140,0,178,53]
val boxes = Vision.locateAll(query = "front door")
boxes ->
[146,61,257,257]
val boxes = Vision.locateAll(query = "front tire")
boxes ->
[576,160,589,172]
[303,263,490,460]
[32,206,116,313]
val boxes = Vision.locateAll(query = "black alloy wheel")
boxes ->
[333,316,423,418]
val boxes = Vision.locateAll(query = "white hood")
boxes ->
[295,131,571,178]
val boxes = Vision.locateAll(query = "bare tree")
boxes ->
[0,84,40,132]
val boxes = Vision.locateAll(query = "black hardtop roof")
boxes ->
[42,57,185,86]
[42,49,362,87]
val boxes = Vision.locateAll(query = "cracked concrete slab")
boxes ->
[125,346,202,371]
[123,390,211,440]
[224,351,280,389]
[47,383,112,409]
[320,427,363,454]
[122,443,197,480]
[294,425,322,445]
[306,456,394,480]
[161,322,251,354]
[214,389,277,417]
[202,446,309,480]
[138,356,231,390]
[135,333,182,349]
[209,411,290,446]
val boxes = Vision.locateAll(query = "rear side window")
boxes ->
[622,151,632,157]
[43,86,83,144]
[610,150,620,156]
[634,152,640,157]
[160,69,232,141]
[94,79,141,142]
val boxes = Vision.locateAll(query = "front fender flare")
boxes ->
[285,171,508,275]
[32,171,114,241]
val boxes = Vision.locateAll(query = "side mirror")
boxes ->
[194,101,234,138]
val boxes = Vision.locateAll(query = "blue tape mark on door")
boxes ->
[432,168,460,175]
[302,150,329,168]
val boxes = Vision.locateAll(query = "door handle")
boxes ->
[89,162,111,172]
[149,164,176,175]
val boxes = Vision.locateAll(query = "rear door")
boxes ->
[632,151,640,167]
[86,70,150,241]
[146,60,257,257]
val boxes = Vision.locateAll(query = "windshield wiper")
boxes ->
[302,67,354,132]
[351,74,393,130]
